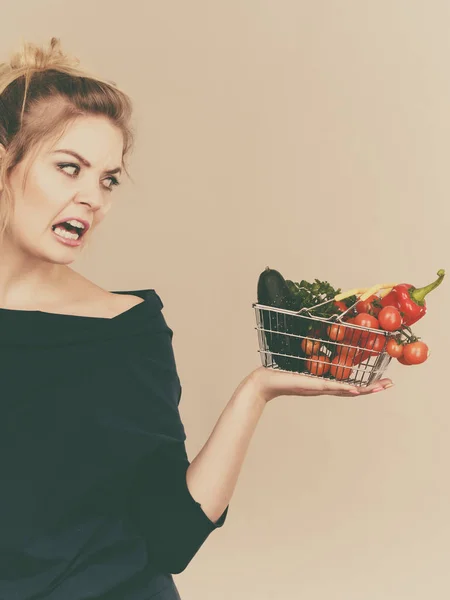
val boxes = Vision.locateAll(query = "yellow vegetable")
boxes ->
[334,288,370,301]
[359,283,399,302]
[335,283,400,302]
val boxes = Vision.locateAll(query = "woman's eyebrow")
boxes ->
[52,149,122,175]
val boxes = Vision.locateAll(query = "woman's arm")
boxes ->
[186,366,393,523]
[130,366,392,573]
[186,373,266,523]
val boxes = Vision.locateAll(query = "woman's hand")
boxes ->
[247,366,394,403]
[185,366,393,523]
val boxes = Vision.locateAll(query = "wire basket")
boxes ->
[253,299,395,387]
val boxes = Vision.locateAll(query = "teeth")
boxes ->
[67,219,86,229]
[52,219,86,231]
[54,226,80,240]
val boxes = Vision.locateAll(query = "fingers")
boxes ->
[327,378,394,397]
[357,379,394,395]
[260,367,395,398]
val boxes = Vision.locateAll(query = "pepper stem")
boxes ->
[410,269,445,305]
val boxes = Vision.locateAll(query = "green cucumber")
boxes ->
[257,267,307,373]
[257,267,296,310]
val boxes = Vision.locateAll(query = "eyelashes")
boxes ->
[56,163,120,192]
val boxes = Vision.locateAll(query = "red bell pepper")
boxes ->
[380,269,445,326]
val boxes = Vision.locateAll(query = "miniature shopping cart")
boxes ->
[253,298,395,387]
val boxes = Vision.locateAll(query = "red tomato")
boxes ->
[301,338,321,356]
[343,318,356,340]
[378,306,403,332]
[355,294,380,316]
[397,355,412,365]
[353,312,380,330]
[386,339,403,358]
[306,355,331,376]
[330,356,353,380]
[333,301,348,312]
[353,333,385,364]
[327,323,346,342]
[342,318,364,345]
[403,341,429,365]
[335,345,359,362]
[352,313,379,346]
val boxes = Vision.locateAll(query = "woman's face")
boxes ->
[0,115,124,263]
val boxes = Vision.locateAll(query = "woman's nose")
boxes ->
[75,187,105,211]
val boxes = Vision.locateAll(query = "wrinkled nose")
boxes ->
[75,188,104,211]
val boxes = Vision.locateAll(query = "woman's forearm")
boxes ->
[185,374,266,523]
[184,360,394,524]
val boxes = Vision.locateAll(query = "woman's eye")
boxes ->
[104,176,120,192]
[57,163,79,177]
[57,163,120,192]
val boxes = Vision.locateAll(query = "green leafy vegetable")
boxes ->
[286,278,357,318]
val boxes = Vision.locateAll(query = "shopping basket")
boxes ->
[253,298,396,387]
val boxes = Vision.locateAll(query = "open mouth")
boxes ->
[51,221,87,240]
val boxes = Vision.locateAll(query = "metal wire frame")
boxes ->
[253,301,394,388]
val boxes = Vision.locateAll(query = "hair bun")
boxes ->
[9,37,80,72]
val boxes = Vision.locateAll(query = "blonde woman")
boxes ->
[0,37,393,600]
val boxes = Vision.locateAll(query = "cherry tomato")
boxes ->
[397,355,412,365]
[327,323,346,342]
[386,339,403,358]
[342,318,364,345]
[378,306,403,332]
[366,332,385,352]
[343,318,355,339]
[335,344,359,362]
[305,355,331,376]
[301,338,321,356]
[403,341,429,365]
[333,301,348,312]
[351,313,379,345]
[353,312,380,330]
[353,333,385,364]
[355,294,381,316]
[330,356,353,380]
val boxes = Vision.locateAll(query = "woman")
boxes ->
[0,38,393,600]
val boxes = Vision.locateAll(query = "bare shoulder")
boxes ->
[89,289,145,319]
[65,272,145,318]
[105,291,145,318]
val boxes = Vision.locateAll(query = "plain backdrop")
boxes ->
[2,2,450,599]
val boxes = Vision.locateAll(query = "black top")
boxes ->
[0,289,228,600]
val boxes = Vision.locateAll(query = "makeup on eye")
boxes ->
[56,162,120,191]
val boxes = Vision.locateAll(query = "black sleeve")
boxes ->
[104,301,228,574]
[128,420,228,574]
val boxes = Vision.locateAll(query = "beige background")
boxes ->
[2,2,450,599]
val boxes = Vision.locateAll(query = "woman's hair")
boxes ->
[0,37,135,245]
